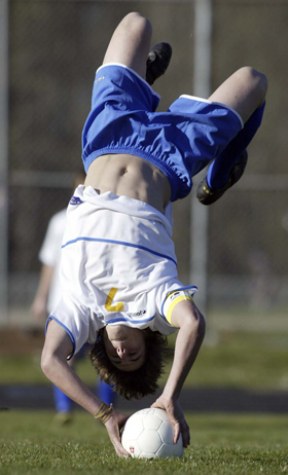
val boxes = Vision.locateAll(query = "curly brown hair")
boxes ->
[90,328,170,400]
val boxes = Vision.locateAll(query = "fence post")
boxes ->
[190,0,212,314]
[0,0,9,324]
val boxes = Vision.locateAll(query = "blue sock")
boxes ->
[207,102,266,189]
[97,379,116,405]
[53,385,73,413]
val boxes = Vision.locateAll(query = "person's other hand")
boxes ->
[151,396,190,447]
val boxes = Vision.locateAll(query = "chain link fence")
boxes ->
[3,0,288,327]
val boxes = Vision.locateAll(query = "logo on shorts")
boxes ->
[95,76,105,83]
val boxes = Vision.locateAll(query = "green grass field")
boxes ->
[1,311,287,474]
[1,328,287,391]
[0,411,287,475]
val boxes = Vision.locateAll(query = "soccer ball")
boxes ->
[121,407,184,459]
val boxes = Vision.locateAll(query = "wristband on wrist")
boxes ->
[94,402,113,424]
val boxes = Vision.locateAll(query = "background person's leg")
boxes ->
[53,385,73,424]
[97,379,116,405]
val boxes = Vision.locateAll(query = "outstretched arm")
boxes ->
[152,300,205,447]
[41,320,129,457]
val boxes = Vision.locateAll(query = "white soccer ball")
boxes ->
[121,407,184,459]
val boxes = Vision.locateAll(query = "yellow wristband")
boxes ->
[94,403,113,424]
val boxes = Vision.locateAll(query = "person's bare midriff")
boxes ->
[84,154,171,212]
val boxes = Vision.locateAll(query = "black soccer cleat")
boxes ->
[196,150,248,205]
[146,42,172,85]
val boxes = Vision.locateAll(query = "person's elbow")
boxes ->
[197,311,206,343]
[191,307,206,343]
[40,347,60,381]
[41,348,52,378]
[183,304,206,344]
[40,320,73,380]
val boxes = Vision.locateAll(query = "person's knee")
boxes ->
[196,309,206,341]
[189,303,206,341]
[238,66,268,101]
[120,12,152,40]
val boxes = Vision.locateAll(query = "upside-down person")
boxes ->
[41,12,267,457]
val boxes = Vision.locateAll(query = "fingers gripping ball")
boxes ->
[121,407,184,459]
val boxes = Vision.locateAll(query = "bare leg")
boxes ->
[102,12,152,79]
[209,67,267,123]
